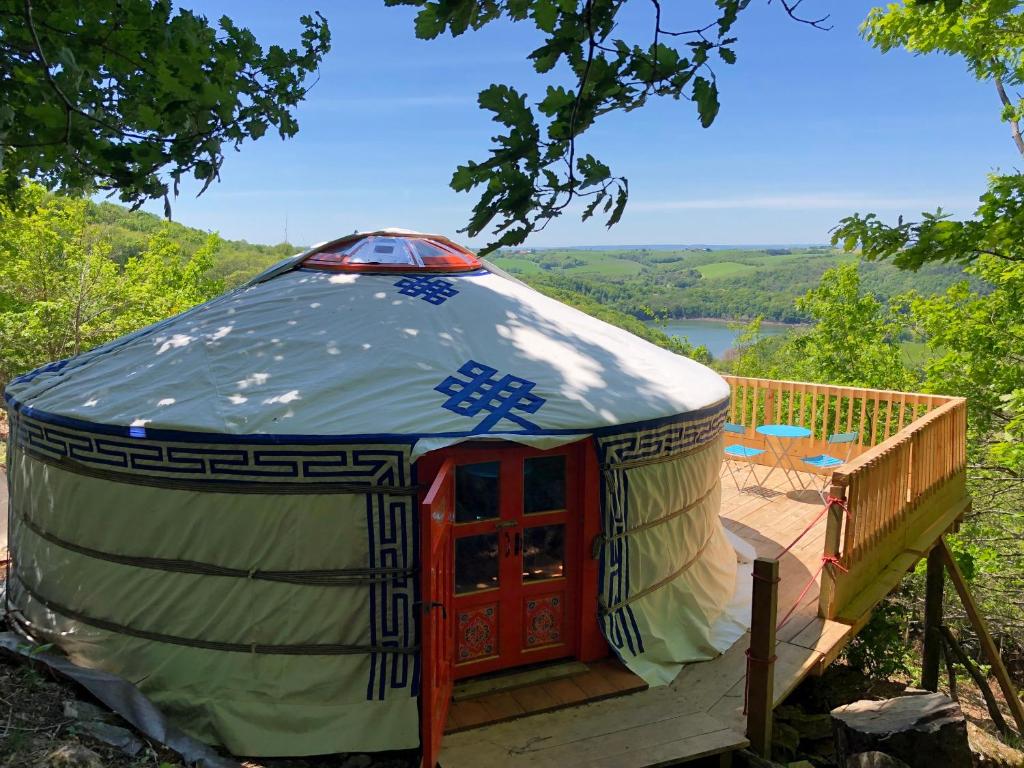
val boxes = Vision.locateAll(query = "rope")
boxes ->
[775,494,851,629]
[776,554,848,631]
[599,526,715,616]
[778,494,850,558]
[13,573,416,656]
[743,647,778,715]
[19,513,411,585]
[591,484,716,558]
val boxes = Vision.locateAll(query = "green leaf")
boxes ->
[692,76,720,127]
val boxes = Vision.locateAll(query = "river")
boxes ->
[648,318,793,359]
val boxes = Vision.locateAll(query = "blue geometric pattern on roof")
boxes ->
[393,275,459,305]
[434,360,546,433]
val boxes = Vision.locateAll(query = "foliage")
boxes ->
[840,597,914,680]
[385,0,830,251]
[834,175,1024,270]
[863,0,1024,145]
[706,262,918,390]
[494,246,974,324]
[0,0,330,209]
[0,185,224,389]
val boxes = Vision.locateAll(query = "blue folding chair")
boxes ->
[722,422,766,490]
[801,431,859,500]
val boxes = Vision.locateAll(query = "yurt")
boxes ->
[3,230,746,761]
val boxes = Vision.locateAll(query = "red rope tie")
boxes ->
[821,553,848,573]
[743,647,778,714]
[776,553,850,631]
[778,495,850,559]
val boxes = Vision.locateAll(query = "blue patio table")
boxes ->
[755,424,812,491]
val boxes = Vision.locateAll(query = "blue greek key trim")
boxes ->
[594,397,729,656]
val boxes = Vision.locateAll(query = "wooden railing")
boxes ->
[722,376,969,621]
[731,376,971,758]
[822,396,969,620]
[721,375,955,470]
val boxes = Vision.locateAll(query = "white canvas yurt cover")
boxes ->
[4,230,744,756]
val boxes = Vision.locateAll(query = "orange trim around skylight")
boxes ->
[301,233,482,273]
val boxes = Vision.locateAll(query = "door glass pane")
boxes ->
[455,462,500,523]
[455,534,499,593]
[522,524,565,582]
[523,455,566,515]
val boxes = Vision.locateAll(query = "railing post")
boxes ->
[920,545,945,691]
[746,557,779,759]
[818,483,846,620]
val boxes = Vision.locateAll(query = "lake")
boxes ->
[648,318,793,358]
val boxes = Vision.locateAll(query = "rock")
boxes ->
[44,744,103,768]
[80,720,144,756]
[966,721,1024,767]
[788,761,816,768]
[340,755,373,768]
[773,720,801,759]
[831,693,972,768]
[62,698,116,723]
[846,752,912,768]
[775,706,833,742]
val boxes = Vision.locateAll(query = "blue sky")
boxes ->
[148,2,1016,249]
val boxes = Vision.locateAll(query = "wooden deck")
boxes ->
[439,470,847,767]
[440,378,970,767]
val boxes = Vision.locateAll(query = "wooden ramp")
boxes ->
[441,472,851,767]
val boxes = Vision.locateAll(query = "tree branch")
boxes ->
[993,72,1024,157]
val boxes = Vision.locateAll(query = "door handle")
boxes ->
[495,520,518,529]
[425,601,447,620]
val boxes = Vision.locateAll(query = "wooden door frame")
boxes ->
[416,437,608,680]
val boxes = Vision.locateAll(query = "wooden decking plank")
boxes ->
[442,468,841,766]
[544,677,590,707]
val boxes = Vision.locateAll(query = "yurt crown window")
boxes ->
[301,233,482,273]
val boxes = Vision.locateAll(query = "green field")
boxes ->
[695,261,760,279]
[489,245,975,326]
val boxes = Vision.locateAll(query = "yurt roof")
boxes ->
[4,230,729,448]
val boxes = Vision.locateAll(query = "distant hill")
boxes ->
[490,246,981,324]
[87,201,302,287]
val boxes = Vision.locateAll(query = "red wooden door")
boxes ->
[421,443,583,679]
[420,459,455,768]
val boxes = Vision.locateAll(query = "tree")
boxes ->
[0,0,330,211]
[385,0,831,251]
[833,0,1024,269]
[829,0,1024,664]
[726,262,916,392]
[0,184,224,389]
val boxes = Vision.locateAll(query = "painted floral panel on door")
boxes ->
[524,595,563,648]
[457,603,498,663]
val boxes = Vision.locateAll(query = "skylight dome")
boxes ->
[302,230,481,273]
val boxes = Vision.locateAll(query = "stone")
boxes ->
[966,721,1024,768]
[831,693,972,768]
[846,752,912,768]
[788,761,816,768]
[340,755,373,768]
[80,720,144,756]
[776,707,833,742]
[773,720,801,759]
[44,744,103,768]
[62,699,116,723]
